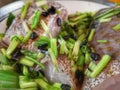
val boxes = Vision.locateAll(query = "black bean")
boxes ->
[15,64,22,73]
[38,44,48,50]
[61,84,71,90]
[117,13,120,17]
[63,36,69,40]
[12,48,23,59]
[30,32,38,40]
[91,21,98,28]
[71,25,78,31]
[80,40,87,47]
[40,50,47,54]
[42,11,49,17]
[47,6,56,15]
[87,47,92,53]
[75,69,84,84]
[70,34,77,40]
[57,17,62,26]
[91,52,100,61]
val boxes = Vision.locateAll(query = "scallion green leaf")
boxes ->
[34,36,50,47]
[6,13,15,30]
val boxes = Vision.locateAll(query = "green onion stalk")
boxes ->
[0,65,14,71]
[22,21,32,43]
[88,28,95,42]
[113,23,120,31]
[0,33,5,41]
[76,52,85,68]
[59,38,69,55]
[25,56,45,70]
[35,79,62,90]
[0,51,9,65]
[6,36,21,59]
[31,10,41,30]
[99,18,112,23]
[84,69,91,77]
[35,0,47,7]
[19,76,37,89]
[97,39,108,43]
[21,50,45,60]
[88,62,97,71]
[72,41,80,60]
[85,51,90,64]
[48,48,59,71]
[90,55,111,78]
[95,8,114,19]
[99,8,120,20]
[40,20,52,38]
[19,57,35,67]
[50,39,58,57]
[21,2,30,19]
[0,70,19,89]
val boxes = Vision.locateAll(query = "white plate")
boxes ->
[58,1,108,14]
[0,1,108,33]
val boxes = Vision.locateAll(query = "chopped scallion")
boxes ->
[113,23,120,31]
[23,31,32,43]
[0,51,9,65]
[6,36,21,58]
[41,4,48,10]
[85,52,90,64]
[90,55,111,78]
[31,10,41,30]
[23,66,29,76]
[35,1,47,7]
[48,48,58,71]
[88,62,96,71]
[59,39,69,55]
[21,2,30,19]
[50,39,58,57]
[6,13,15,29]
[19,57,34,67]
[97,39,108,43]
[99,18,112,23]
[99,8,120,19]
[88,28,95,42]
[72,41,80,60]
[40,20,49,33]
[0,33,4,41]
[25,56,45,70]
[21,50,44,60]
[95,8,114,19]
[76,53,85,67]
[84,69,91,77]
[19,76,37,89]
